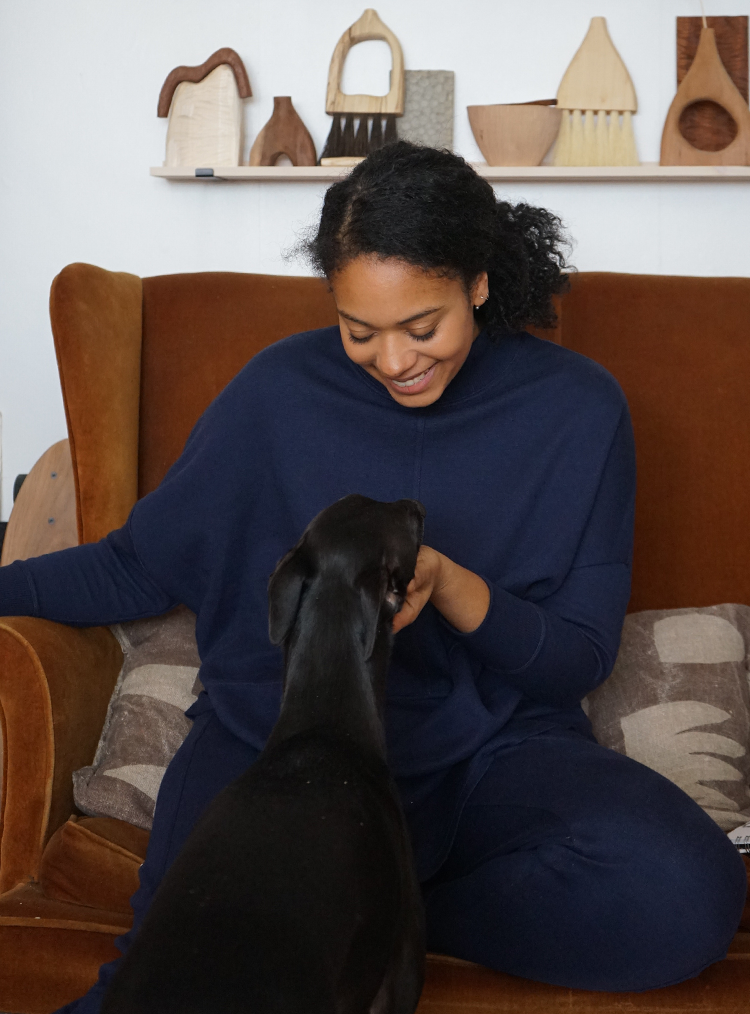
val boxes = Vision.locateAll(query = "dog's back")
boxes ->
[105,731,420,1013]
[102,496,426,1014]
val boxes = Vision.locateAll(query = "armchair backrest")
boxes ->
[557,272,750,613]
[50,264,750,614]
[138,272,338,497]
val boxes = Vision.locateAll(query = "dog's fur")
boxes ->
[101,494,426,1014]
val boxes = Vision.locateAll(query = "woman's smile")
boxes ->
[390,363,436,394]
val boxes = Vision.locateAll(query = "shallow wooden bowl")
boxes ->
[468,104,562,166]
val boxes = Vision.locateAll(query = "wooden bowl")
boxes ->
[468,104,562,166]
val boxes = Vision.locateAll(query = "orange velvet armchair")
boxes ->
[1,263,749,1013]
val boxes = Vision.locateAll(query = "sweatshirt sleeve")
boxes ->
[450,407,635,707]
[0,521,176,627]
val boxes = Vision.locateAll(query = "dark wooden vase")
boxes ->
[248,96,317,167]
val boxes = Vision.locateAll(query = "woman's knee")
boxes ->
[424,815,747,991]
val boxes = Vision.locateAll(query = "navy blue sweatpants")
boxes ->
[57,707,746,1011]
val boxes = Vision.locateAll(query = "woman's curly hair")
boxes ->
[306,141,571,335]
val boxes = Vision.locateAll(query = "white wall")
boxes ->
[0,0,748,518]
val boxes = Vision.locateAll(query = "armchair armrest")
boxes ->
[0,616,122,893]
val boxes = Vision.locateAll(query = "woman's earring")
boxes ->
[474,293,489,309]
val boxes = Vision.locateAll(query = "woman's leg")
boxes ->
[423,727,747,991]
[55,702,259,1013]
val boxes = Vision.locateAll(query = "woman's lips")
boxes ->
[388,363,436,395]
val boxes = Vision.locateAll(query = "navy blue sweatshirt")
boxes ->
[0,327,635,875]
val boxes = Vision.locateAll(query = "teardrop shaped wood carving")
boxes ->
[661,27,750,165]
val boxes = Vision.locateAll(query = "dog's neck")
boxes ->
[268,583,390,759]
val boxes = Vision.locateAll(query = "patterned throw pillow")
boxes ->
[73,606,202,831]
[585,604,750,831]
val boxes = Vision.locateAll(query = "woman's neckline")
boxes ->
[343,328,523,412]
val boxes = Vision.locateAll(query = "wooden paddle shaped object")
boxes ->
[661,25,750,165]
[553,17,639,166]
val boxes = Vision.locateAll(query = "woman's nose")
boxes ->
[375,334,418,378]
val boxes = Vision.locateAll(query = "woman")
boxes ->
[1,143,745,1009]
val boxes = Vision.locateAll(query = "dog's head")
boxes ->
[268,495,425,659]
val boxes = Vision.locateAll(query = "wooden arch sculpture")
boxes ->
[157,48,251,118]
[157,48,252,168]
[325,8,404,116]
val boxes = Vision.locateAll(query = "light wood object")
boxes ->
[159,48,252,169]
[661,27,750,166]
[468,104,561,166]
[325,8,404,116]
[319,156,366,166]
[0,440,77,566]
[553,17,639,167]
[248,97,316,167]
[150,163,750,182]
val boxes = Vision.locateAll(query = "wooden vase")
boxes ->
[661,27,750,166]
[248,97,317,167]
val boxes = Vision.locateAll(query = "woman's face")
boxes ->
[330,255,488,408]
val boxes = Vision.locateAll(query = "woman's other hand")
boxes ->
[392,545,490,635]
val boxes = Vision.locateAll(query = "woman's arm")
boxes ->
[0,522,176,626]
[394,409,636,708]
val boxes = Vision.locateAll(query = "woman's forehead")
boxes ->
[330,256,465,325]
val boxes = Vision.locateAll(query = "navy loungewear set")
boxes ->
[0,327,745,1006]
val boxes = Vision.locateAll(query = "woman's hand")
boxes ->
[392,545,490,635]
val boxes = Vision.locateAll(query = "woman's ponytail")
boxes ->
[474,201,570,334]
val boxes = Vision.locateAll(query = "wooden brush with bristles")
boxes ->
[553,17,639,167]
[319,8,405,165]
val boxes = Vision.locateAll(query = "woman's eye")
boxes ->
[348,332,374,344]
[409,327,437,342]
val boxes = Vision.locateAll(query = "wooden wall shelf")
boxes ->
[150,163,750,183]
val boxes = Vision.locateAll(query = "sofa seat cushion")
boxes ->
[39,816,149,914]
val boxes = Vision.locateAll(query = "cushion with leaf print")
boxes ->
[585,604,750,832]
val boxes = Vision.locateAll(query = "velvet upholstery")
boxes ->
[2,265,750,1013]
[139,272,338,496]
[0,618,122,895]
[50,263,143,545]
[558,272,750,613]
[40,817,149,914]
[0,883,127,1013]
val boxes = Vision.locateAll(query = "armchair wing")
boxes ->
[0,617,122,893]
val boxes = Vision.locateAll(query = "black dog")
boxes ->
[102,494,426,1014]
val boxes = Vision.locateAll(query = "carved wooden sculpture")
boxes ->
[248,97,316,167]
[158,48,252,168]
[661,26,750,166]
[676,16,748,154]
[320,8,404,163]
[553,17,639,167]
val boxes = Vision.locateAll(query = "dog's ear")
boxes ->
[268,547,309,645]
[358,569,387,661]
